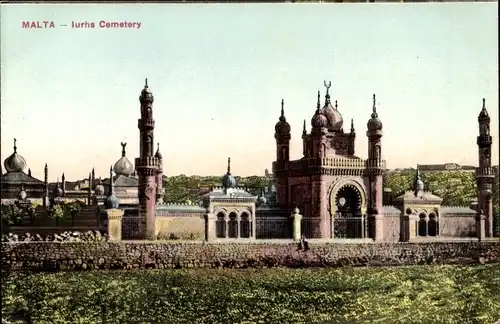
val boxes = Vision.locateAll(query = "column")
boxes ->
[204,212,217,242]
[476,210,486,241]
[106,208,124,242]
[371,208,384,242]
[290,207,303,241]
[224,215,229,238]
[251,204,256,239]
[237,214,241,238]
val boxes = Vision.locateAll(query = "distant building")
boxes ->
[390,163,476,173]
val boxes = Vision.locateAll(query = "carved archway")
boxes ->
[328,178,367,217]
[329,181,367,239]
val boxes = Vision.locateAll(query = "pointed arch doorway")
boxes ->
[331,184,366,238]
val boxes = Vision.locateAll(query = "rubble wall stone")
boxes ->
[2,241,499,271]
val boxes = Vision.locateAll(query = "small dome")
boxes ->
[367,116,383,131]
[4,139,27,173]
[154,143,163,160]
[293,206,300,214]
[222,157,237,189]
[139,79,154,103]
[414,169,424,193]
[275,99,291,135]
[222,173,236,189]
[258,195,267,205]
[95,184,105,195]
[478,98,490,122]
[311,109,328,129]
[367,94,383,131]
[105,194,120,209]
[322,99,343,131]
[53,185,63,198]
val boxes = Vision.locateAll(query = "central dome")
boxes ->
[113,142,134,177]
[4,139,27,173]
[322,97,343,131]
[114,157,134,177]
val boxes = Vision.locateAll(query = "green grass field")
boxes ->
[2,264,500,324]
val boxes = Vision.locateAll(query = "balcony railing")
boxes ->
[476,167,494,177]
[135,156,161,168]
[273,157,386,172]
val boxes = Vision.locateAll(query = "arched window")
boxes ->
[428,213,438,236]
[216,212,226,238]
[240,212,251,238]
[418,213,427,236]
[228,212,238,238]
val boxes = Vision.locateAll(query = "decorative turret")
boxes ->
[478,98,490,124]
[43,163,49,207]
[155,143,164,204]
[274,99,291,163]
[155,143,163,160]
[350,118,355,134]
[367,94,383,162]
[367,94,383,132]
[105,165,120,209]
[61,173,66,197]
[4,138,27,173]
[476,98,494,237]
[321,80,343,132]
[113,142,134,177]
[311,90,328,130]
[53,179,63,198]
[139,78,154,105]
[222,157,237,191]
[87,172,92,206]
[413,168,424,197]
[274,99,291,136]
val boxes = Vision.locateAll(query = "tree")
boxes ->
[1,204,22,226]
[385,171,477,207]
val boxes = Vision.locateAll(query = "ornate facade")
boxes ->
[272,83,386,239]
[2,79,494,242]
[271,82,493,240]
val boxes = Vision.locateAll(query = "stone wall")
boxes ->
[2,241,499,271]
[440,215,475,237]
[155,215,204,240]
[383,215,400,243]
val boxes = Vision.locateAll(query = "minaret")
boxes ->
[43,163,49,207]
[476,98,494,237]
[135,78,160,239]
[273,98,291,208]
[366,94,385,240]
[155,143,164,204]
[61,173,66,197]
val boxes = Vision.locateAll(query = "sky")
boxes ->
[0,3,498,182]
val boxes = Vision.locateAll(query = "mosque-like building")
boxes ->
[1,79,496,241]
